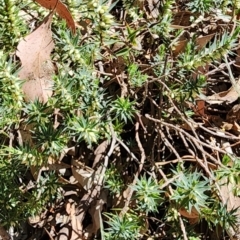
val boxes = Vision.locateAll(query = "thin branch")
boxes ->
[120,122,146,216]
[145,114,226,158]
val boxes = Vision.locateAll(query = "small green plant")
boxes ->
[177,30,240,70]
[67,115,103,146]
[170,74,206,102]
[187,0,214,14]
[23,100,51,125]
[111,97,136,123]
[201,202,239,231]
[215,155,240,196]
[3,144,45,166]
[0,0,27,51]
[104,165,124,194]
[131,175,163,214]
[104,211,142,240]
[0,51,24,128]
[171,170,210,213]
[34,123,68,158]
[187,0,227,14]
[0,155,60,227]
[128,63,147,88]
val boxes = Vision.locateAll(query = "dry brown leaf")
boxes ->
[179,207,199,225]
[34,0,76,33]
[196,33,215,51]
[227,104,240,123]
[85,191,107,238]
[92,140,109,168]
[172,38,188,57]
[69,203,82,240]
[219,180,240,239]
[0,226,10,240]
[144,0,160,19]
[173,11,194,26]
[173,33,214,60]
[218,141,240,239]
[71,158,96,191]
[179,207,199,219]
[206,80,240,105]
[16,12,55,103]
[56,227,70,240]
[28,211,47,227]
[193,34,214,81]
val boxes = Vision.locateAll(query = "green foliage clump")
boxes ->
[131,175,163,213]
[0,0,240,239]
[104,211,142,240]
[104,165,124,194]
[0,0,27,51]
[171,170,210,213]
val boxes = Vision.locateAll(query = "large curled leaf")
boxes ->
[16,12,55,103]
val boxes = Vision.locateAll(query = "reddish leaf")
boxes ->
[34,0,76,33]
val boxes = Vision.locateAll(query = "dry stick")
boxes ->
[148,132,191,240]
[120,122,145,216]
[165,124,175,142]
[146,136,188,240]
[179,131,197,155]
[116,74,128,98]
[162,94,218,165]
[181,128,197,153]
[158,84,217,168]
[148,159,188,239]
[156,56,168,163]
[136,81,148,107]
[136,112,147,133]
[154,78,205,145]
[115,137,140,164]
[135,122,146,164]
[145,114,225,162]
[224,23,240,239]
[44,227,54,240]
[159,174,181,190]
[170,122,219,173]
[146,115,226,203]
[225,54,240,97]
[147,95,165,162]
[75,127,117,235]
[179,132,217,170]
[9,131,14,148]
[197,123,240,141]
[185,136,226,204]
[97,125,117,188]
[17,129,23,146]
[151,134,159,165]
[96,61,113,77]
[116,136,149,172]
[206,61,235,76]
[221,140,240,150]
[155,155,215,169]
[167,96,203,143]
[179,131,198,158]
[185,134,223,166]
[158,128,182,162]
[147,79,232,236]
